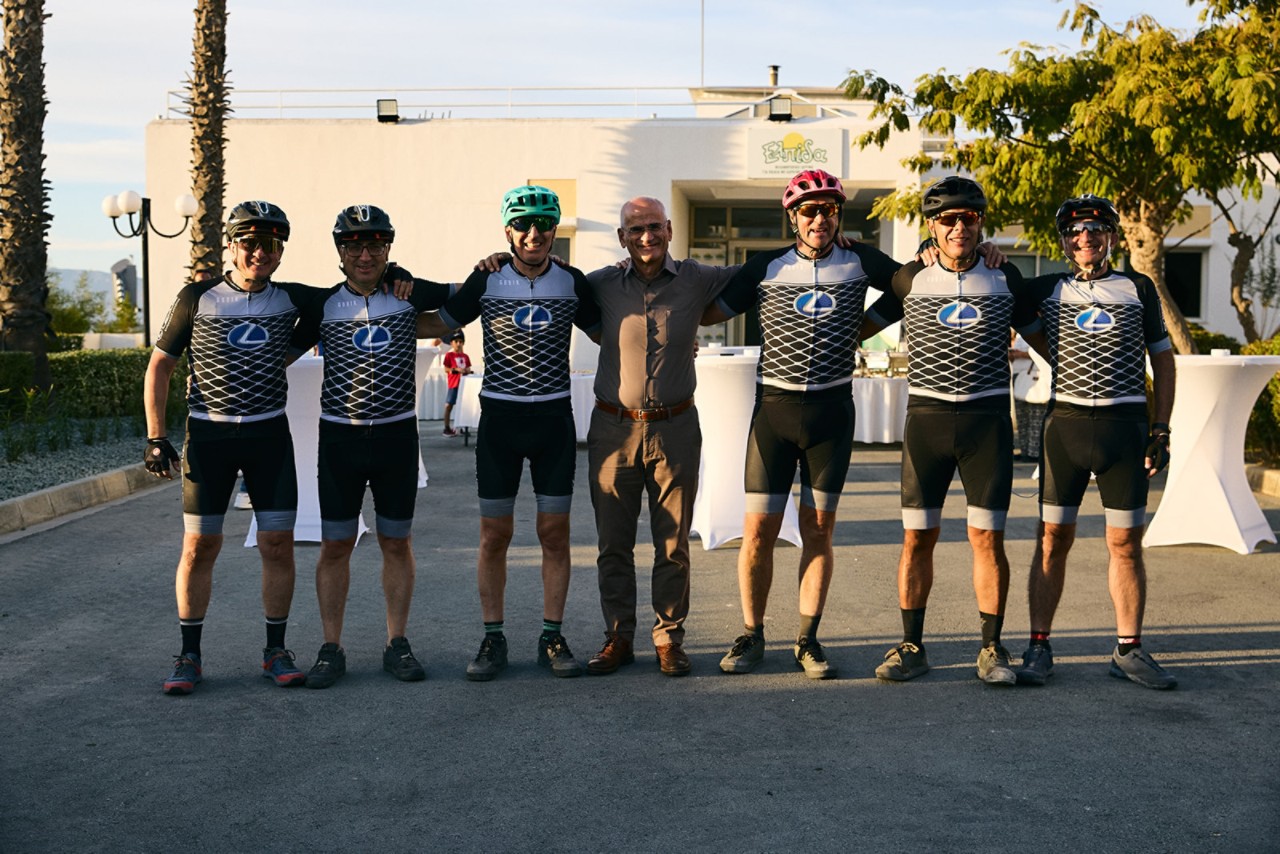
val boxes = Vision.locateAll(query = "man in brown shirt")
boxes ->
[583,197,736,677]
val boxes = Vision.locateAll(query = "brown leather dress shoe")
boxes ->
[587,634,635,675]
[656,642,692,677]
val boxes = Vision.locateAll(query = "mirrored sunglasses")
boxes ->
[235,236,283,255]
[795,202,841,220]
[508,215,557,233]
[933,211,983,228]
[1063,220,1114,235]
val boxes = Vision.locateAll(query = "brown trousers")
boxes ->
[587,405,701,646]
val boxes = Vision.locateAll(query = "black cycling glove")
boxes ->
[145,437,180,476]
[1145,425,1171,476]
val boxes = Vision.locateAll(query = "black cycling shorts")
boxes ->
[475,410,576,517]
[1040,406,1149,527]
[317,418,419,540]
[182,415,297,535]
[901,403,1013,531]
[744,390,854,513]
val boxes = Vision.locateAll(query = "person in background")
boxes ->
[441,332,472,438]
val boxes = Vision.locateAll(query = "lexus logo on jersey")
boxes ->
[936,301,982,329]
[1074,306,1116,333]
[793,291,836,319]
[227,322,269,349]
[513,305,553,332]
[353,324,392,353]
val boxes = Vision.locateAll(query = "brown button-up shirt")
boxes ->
[586,255,736,410]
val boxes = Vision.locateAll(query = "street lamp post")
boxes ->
[102,190,199,346]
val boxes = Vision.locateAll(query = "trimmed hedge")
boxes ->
[1,347,186,429]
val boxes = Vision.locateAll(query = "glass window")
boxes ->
[732,207,784,240]
[1165,251,1203,318]
[693,207,727,241]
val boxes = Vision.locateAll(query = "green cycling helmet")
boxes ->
[501,185,560,226]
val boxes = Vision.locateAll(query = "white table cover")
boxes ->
[1143,354,1280,554]
[689,353,803,549]
[850,377,908,443]
[454,372,595,441]
[245,347,437,547]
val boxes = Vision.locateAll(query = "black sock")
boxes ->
[980,612,1004,647]
[797,614,822,644]
[1030,631,1050,648]
[180,618,204,658]
[902,608,926,646]
[745,624,764,639]
[541,619,562,639]
[1118,635,1141,656]
[265,616,288,650]
[484,621,505,639]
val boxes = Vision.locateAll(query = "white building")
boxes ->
[142,82,1277,349]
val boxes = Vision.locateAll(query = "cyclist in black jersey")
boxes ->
[432,185,602,682]
[1015,195,1178,690]
[862,177,1046,685]
[145,200,313,694]
[702,169,902,679]
[288,204,455,689]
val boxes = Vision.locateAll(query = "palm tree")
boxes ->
[186,0,229,277]
[0,0,52,387]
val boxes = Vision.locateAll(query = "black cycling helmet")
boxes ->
[922,176,987,218]
[332,204,395,246]
[226,200,290,241]
[1055,194,1119,233]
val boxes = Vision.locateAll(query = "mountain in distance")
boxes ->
[50,267,114,296]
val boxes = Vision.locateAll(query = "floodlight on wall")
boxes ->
[376,99,400,123]
[767,97,793,122]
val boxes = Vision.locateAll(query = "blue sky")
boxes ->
[40,0,1203,274]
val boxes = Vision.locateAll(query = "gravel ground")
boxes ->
[0,428,151,503]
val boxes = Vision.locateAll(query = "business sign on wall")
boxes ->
[746,127,845,179]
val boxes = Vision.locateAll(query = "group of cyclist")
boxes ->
[145,168,1177,695]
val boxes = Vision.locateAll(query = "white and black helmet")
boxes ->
[226,200,290,241]
[333,204,395,246]
[922,176,987,218]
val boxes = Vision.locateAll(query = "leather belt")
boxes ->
[595,398,694,422]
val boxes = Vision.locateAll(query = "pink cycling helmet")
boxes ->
[782,169,846,209]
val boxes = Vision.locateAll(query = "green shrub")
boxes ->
[0,352,36,417]
[49,334,86,353]
[1242,335,1280,465]
[42,348,187,427]
[1187,322,1242,355]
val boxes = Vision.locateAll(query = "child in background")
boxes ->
[441,332,472,437]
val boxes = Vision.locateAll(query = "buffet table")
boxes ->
[245,347,437,546]
[1143,354,1280,554]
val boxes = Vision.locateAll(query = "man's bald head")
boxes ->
[620,196,667,226]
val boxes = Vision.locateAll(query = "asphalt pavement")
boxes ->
[1,431,1278,853]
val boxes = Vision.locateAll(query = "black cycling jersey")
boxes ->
[292,278,453,425]
[715,243,899,392]
[155,275,314,423]
[1022,269,1171,407]
[873,260,1036,405]
[439,262,600,413]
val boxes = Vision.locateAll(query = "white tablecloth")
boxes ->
[454,372,595,441]
[245,347,436,546]
[1144,354,1280,554]
[689,354,802,549]
[850,377,908,443]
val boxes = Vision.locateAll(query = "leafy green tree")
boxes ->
[99,293,142,334]
[843,0,1280,353]
[45,271,107,334]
